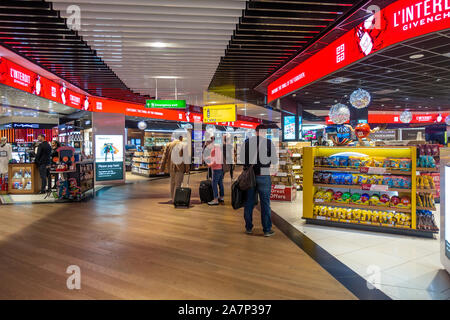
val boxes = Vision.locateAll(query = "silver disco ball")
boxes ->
[445,115,450,126]
[400,110,412,124]
[350,88,371,109]
[329,103,350,124]
[137,121,147,130]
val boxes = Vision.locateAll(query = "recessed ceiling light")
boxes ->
[326,77,353,84]
[292,94,296,97]
[149,42,167,48]
[395,105,401,108]
[430,97,434,99]
[314,101,320,104]
[409,53,424,59]
[381,104,385,107]
[259,113,266,116]
[436,78,441,82]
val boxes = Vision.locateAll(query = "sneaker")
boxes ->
[218,198,225,204]
[208,200,219,206]
[264,230,275,237]
[245,229,253,235]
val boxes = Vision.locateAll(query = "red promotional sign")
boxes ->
[0,57,35,93]
[268,0,450,102]
[270,185,297,201]
[0,56,261,128]
[326,112,450,124]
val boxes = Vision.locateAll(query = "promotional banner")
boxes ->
[268,0,450,102]
[95,135,124,181]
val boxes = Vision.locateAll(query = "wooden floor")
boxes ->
[0,172,356,300]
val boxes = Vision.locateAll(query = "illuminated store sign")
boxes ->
[268,0,450,102]
[0,57,259,129]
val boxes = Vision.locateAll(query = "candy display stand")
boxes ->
[8,163,40,194]
[303,146,438,238]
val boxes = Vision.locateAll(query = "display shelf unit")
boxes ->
[131,148,166,177]
[8,163,40,194]
[314,166,412,175]
[313,183,413,193]
[313,201,412,213]
[303,146,436,237]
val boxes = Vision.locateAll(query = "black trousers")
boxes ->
[38,164,48,192]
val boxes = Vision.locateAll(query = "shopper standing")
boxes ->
[222,134,236,180]
[240,124,278,237]
[161,135,189,202]
[35,134,52,194]
[206,141,224,206]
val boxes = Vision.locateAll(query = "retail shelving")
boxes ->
[303,146,439,238]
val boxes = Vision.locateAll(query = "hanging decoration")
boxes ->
[329,103,350,124]
[349,88,371,109]
[137,121,147,130]
[400,110,412,123]
[445,115,450,126]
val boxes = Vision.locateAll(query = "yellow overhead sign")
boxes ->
[203,104,237,123]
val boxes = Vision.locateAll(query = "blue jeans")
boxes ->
[244,175,272,233]
[212,169,224,199]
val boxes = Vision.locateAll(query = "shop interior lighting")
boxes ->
[409,54,424,59]
[149,42,167,48]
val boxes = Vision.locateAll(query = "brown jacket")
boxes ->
[161,140,189,173]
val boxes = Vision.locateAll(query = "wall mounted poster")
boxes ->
[95,135,124,181]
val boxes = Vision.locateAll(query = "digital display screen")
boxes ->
[446,164,450,259]
[303,131,317,140]
[283,116,296,141]
[298,116,303,140]
[95,135,124,181]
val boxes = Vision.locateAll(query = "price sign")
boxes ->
[361,184,389,191]
[360,167,386,174]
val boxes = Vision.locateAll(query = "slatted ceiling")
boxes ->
[209,0,365,105]
[287,31,450,113]
[34,1,248,106]
[0,0,148,103]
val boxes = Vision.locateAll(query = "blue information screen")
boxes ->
[283,116,296,140]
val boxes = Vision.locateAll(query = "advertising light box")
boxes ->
[95,135,124,181]
[203,105,237,123]
[283,115,296,141]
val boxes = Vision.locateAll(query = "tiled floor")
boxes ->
[272,192,450,300]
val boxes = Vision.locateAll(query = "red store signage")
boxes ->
[326,112,450,124]
[0,56,260,129]
[267,0,450,102]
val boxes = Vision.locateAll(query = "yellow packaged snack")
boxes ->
[371,211,379,223]
[360,157,373,167]
[372,157,386,167]
[353,209,361,221]
[346,208,353,220]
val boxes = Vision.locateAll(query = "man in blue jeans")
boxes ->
[240,124,278,237]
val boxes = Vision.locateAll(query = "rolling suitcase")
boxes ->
[199,179,214,203]
[174,173,191,208]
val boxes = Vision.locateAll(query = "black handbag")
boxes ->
[231,180,246,210]
[237,165,256,191]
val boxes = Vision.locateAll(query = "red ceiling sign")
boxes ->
[267,0,450,102]
[0,56,260,129]
[326,112,450,124]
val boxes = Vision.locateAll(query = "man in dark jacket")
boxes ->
[35,134,52,193]
[239,124,278,237]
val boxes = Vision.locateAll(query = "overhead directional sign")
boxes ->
[203,104,237,123]
[145,100,186,109]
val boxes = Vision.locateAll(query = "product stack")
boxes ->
[287,142,308,190]
[132,149,166,177]
[0,174,8,194]
[416,144,442,199]
[270,143,296,201]
[77,161,94,194]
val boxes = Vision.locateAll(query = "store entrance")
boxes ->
[0,84,95,204]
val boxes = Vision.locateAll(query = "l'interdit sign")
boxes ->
[267,0,450,102]
[145,100,186,109]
